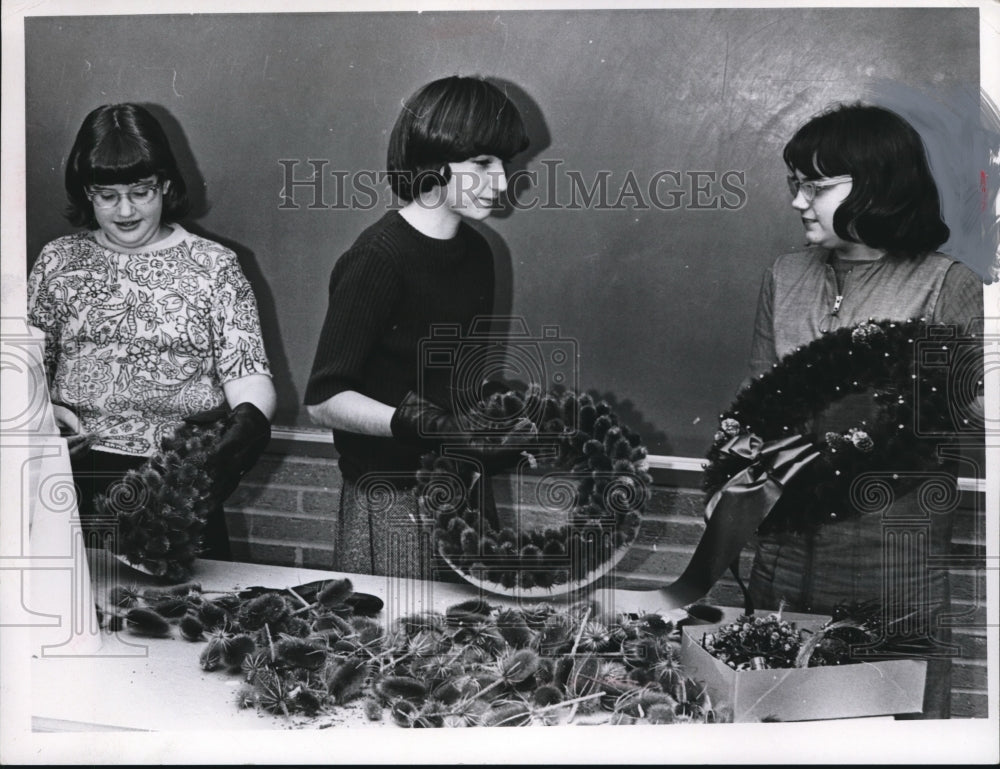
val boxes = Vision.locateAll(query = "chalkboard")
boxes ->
[24,8,982,456]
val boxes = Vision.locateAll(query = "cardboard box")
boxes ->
[679,611,927,722]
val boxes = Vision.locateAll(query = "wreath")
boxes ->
[94,416,228,582]
[702,318,980,533]
[415,387,652,595]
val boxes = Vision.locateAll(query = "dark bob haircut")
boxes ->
[783,103,949,256]
[386,76,530,202]
[64,103,190,228]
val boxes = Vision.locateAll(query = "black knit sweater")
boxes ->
[305,211,495,481]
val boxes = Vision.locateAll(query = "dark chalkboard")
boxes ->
[24,8,981,456]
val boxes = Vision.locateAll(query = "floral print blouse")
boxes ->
[27,225,271,456]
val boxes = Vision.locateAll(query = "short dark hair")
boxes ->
[386,76,530,202]
[64,103,190,228]
[783,103,949,256]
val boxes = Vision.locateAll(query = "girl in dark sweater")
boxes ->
[305,76,530,577]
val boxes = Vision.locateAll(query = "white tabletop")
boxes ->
[32,547,690,732]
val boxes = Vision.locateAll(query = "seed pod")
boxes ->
[445,598,491,627]
[395,612,445,637]
[316,578,353,608]
[376,676,428,703]
[199,637,224,671]
[284,616,311,638]
[213,593,242,612]
[314,612,355,638]
[533,684,564,707]
[496,610,535,649]
[332,638,361,655]
[274,638,327,670]
[539,614,573,655]
[107,584,140,609]
[325,657,369,705]
[240,649,270,683]
[197,600,228,630]
[234,683,256,710]
[389,699,420,728]
[566,654,603,699]
[481,702,531,727]
[237,593,291,631]
[447,598,493,616]
[578,621,613,652]
[430,678,465,706]
[461,644,490,666]
[146,596,190,618]
[124,607,171,638]
[498,649,541,684]
[223,634,257,671]
[350,616,383,646]
[521,603,554,628]
[362,698,383,722]
[293,687,322,716]
[646,703,678,724]
[460,528,481,556]
[179,614,205,641]
[469,673,503,701]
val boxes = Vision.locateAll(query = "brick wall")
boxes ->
[226,445,988,719]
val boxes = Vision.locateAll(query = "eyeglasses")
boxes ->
[86,183,162,210]
[786,175,852,203]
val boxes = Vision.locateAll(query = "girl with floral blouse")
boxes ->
[28,103,276,560]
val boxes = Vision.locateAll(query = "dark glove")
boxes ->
[390,391,533,472]
[390,391,461,446]
[185,402,271,505]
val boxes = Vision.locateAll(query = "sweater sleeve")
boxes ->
[746,264,777,384]
[304,245,403,405]
[934,261,985,337]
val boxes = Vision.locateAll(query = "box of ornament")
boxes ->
[679,604,927,722]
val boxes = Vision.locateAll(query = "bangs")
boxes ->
[420,81,529,164]
[466,89,529,160]
[782,118,853,179]
[83,133,159,186]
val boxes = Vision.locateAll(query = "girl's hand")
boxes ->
[52,404,96,459]
[64,431,97,459]
[52,404,81,435]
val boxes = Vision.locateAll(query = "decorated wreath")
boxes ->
[415,386,652,595]
[702,318,981,533]
[94,416,227,582]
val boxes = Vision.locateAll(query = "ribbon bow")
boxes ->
[657,432,821,611]
[704,433,821,521]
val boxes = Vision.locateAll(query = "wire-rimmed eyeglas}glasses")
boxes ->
[86,183,162,210]
[786,175,852,203]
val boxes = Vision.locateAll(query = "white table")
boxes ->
[31,548,683,732]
